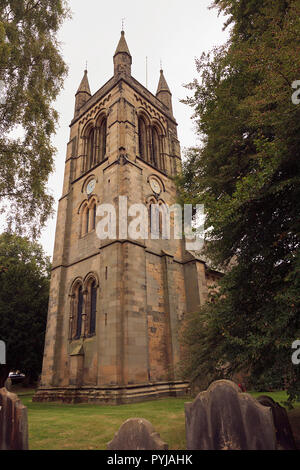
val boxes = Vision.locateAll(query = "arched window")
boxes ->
[75,285,83,339]
[87,128,95,169]
[89,280,97,335]
[152,127,160,168]
[83,118,107,172]
[148,199,169,239]
[99,118,107,162]
[158,201,169,239]
[80,199,97,236]
[148,199,159,239]
[70,276,98,340]
[92,201,97,230]
[138,117,147,160]
[84,206,90,234]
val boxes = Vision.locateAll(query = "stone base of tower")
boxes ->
[32,381,190,405]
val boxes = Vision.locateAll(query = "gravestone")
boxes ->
[107,418,168,450]
[185,380,276,450]
[0,387,28,450]
[4,377,12,392]
[257,395,297,450]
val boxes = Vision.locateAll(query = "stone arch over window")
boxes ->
[137,109,151,161]
[79,196,98,236]
[151,126,160,168]
[83,203,90,235]
[87,127,95,169]
[150,120,166,172]
[80,122,95,173]
[69,279,84,340]
[90,199,97,231]
[157,199,169,239]
[83,273,99,336]
[81,113,107,173]
[95,113,107,163]
[137,111,166,172]
[147,196,159,239]
[147,197,169,239]
[138,115,148,161]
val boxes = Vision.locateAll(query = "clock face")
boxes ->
[86,179,96,195]
[150,178,161,195]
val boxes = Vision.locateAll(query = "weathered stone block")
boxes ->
[4,378,12,392]
[0,388,28,450]
[107,418,168,450]
[257,395,297,450]
[185,380,276,450]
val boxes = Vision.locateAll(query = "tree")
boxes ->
[177,0,300,401]
[0,1,69,237]
[0,232,50,387]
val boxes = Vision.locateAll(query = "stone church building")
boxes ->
[34,32,220,404]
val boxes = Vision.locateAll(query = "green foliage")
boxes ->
[178,0,300,401]
[0,232,51,383]
[0,1,70,237]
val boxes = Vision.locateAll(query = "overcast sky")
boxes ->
[39,0,229,257]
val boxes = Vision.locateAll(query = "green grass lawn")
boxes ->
[15,387,300,450]
[18,391,187,450]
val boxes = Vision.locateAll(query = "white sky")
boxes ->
[39,0,229,257]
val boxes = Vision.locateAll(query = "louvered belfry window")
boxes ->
[89,281,97,335]
[75,286,83,339]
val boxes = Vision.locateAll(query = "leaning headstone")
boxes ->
[107,418,168,450]
[4,378,12,392]
[185,380,276,450]
[0,387,28,450]
[257,395,297,450]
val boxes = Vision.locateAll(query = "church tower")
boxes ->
[34,32,218,404]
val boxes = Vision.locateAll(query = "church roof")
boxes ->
[76,69,91,95]
[114,31,131,57]
[156,69,171,95]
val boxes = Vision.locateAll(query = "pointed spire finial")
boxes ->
[114,29,131,57]
[156,68,171,94]
[76,68,91,96]
[122,17,125,32]
[74,68,91,116]
[156,68,173,114]
[114,28,132,76]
